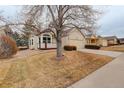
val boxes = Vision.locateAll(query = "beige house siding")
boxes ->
[29,35,39,49]
[62,29,86,49]
[62,36,69,48]
[98,38,108,46]
[101,39,108,46]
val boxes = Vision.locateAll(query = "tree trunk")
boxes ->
[56,31,63,58]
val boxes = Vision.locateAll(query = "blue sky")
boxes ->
[0,5,124,38]
[97,6,124,38]
[0,6,22,19]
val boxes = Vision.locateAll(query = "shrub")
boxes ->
[85,45,100,49]
[0,35,18,58]
[18,47,28,51]
[64,45,77,51]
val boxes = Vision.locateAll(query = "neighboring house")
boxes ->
[98,36,108,46]
[29,28,86,50]
[85,34,108,46]
[103,36,118,46]
[85,34,99,45]
[118,38,124,44]
[85,35,118,47]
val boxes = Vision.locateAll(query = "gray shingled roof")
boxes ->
[118,38,124,41]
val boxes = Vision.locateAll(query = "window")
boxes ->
[48,37,51,43]
[43,34,51,43]
[39,37,41,44]
[43,37,46,43]
[32,39,33,45]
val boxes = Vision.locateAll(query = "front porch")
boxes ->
[29,33,57,50]
[38,43,57,50]
[86,38,99,45]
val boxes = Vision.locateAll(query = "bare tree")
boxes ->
[22,5,99,59]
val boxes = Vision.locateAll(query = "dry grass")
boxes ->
[101,45,124,52]
[0,51,113,88]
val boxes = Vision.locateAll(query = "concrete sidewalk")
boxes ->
[68,49,124,88]
[78,49,123,57]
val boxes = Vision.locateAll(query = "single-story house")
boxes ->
[29,28,86,50]
[102,36,118,46]
[85,34,99,45]
[97,36,108,46]
[118,38,124,44]
[85,35,118,47]
[85,34,108,46]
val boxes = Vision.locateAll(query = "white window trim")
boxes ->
[42,33,52,44]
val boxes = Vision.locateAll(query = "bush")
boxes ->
[0,35,18,58]
[18,47,28,51]
[85,45,100,49]
[64,45,77,51]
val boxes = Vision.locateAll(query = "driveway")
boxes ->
[69,49,124,88]
[78,49,123,57]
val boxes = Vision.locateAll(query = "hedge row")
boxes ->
[64,45,77,51]
[85,45,100,49]
[18,47,28,51]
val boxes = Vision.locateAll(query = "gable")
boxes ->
[68,29,85,40]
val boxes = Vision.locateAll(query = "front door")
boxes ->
[43,34,51,49]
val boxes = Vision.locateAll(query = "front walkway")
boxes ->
[0,49,56,63]
[69,49,124,88]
